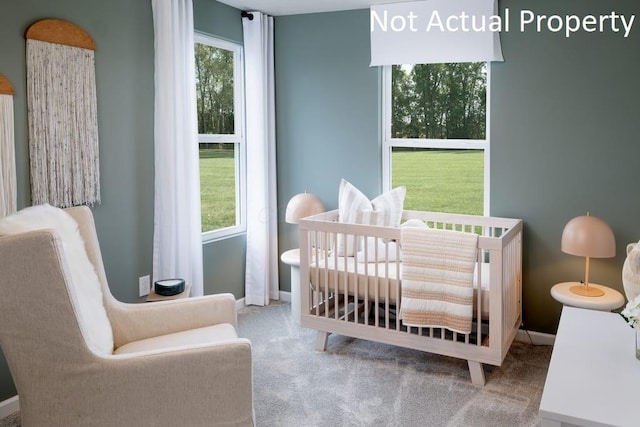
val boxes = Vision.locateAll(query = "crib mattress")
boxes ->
[309,256,491,318]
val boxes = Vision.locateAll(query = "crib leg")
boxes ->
[315,331,329,352]
[468,361,486,386]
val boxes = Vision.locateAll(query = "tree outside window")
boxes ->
[384,63,488,216]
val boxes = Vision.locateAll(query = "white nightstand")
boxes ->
[281,248,301,323]
[550,281,624,311]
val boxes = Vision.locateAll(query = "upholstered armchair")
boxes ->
[0,205,254,426]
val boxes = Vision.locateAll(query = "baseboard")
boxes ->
[279,291,291,302]
[515,329,555,346]
[0,395,19,420]
[237,294,291,310]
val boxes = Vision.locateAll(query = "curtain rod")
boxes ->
[241,11,254,20]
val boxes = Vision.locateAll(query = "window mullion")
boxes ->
[198,134,242,144]
[389,138,488,151]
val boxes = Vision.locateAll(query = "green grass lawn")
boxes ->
[199,147,236,232]
[199,148,484,232]
[392,149,484,215]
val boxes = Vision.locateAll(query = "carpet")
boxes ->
[0,301,552,426]
[240,302,551,427]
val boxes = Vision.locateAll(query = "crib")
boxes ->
[298,209,523,386]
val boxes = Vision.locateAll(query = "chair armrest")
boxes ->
[107,293,238,348]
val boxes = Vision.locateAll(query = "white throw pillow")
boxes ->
[337,179,406,256]
[357,238,400,263]
[401,218,429,229]
[359,185,406,227]
[0,204,114,355]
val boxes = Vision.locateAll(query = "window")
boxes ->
[194,33,245,241]
[382,63,489,216]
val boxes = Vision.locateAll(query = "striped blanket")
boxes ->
[399,226,478,334]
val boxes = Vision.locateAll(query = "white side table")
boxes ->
[281,248,301,323]
[550,282,624,311]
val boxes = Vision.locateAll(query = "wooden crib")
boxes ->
[298,209,523,386]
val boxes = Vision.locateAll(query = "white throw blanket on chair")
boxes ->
[399,226,478,334]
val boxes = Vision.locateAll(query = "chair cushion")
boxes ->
[114,323,238,355]
[0,204,114,354]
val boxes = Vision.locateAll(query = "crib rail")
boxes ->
[298,210,523,376]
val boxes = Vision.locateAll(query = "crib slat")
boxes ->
[346,233,353,322]
[476,247,482,346]
[395,241,401,332]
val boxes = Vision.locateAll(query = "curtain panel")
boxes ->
[151,0,204,296]
[243,12,279,306]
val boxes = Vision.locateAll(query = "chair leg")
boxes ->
[468,360,486,386]
[315,331,329,351]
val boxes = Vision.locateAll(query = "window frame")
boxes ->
[381,64,491,216]
[194,32,247,242]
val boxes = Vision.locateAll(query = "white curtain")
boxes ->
[151,0,203,296]
[370,0,504,65]
[243,12,279,306]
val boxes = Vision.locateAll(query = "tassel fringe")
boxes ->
[26,39,100,208]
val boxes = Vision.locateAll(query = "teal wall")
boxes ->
[0,0,244,403]
[492,0,639,333]
[274,1,640,335]
[275,10,381,290]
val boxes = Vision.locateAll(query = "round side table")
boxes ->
[550,282,625,311]
[281,248,301,323]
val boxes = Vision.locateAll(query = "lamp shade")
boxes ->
[285,193,324,224]
[561,215,616,258]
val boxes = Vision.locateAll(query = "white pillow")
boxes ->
[356,220,429,262]
[0,204,114,355]
[401,218,429,229]
[337,179,406,256]
[338,179,372,224]
[357,238,400,263]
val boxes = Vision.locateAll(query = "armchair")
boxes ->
[0,204,254,426]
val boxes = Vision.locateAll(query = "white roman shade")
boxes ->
[370,0,504,66]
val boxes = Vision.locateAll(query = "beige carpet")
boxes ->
[0,301,552,426]
[240,302,552,427]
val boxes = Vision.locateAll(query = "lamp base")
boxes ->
[569,285,604,297]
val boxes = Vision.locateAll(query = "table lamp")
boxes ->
[285,192,324,224]
[561,213,616,297]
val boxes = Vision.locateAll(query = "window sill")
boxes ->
[202,226,246,244]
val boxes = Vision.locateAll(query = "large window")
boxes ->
[382,63,489,216]
[195,33,245,241]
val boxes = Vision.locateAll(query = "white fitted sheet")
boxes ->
[309,256,491,318]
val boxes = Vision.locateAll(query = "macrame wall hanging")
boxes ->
[0,74,17,217]
[25,19,100,208]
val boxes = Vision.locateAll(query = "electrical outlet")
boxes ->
[139,275,151,297]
